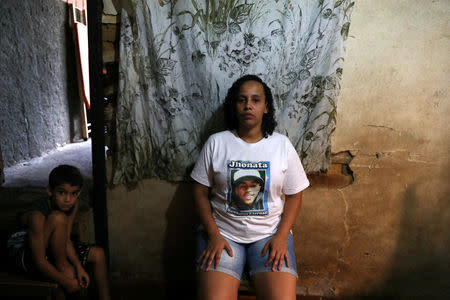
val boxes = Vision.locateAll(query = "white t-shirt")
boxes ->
[191,130,310,243]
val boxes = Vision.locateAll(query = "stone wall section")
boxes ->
[0,0,81,167]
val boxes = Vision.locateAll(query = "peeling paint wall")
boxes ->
[321,0,450,296]
[0,0,81,167]
[106,0,449,298]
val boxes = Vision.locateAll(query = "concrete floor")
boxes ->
[2,140,93,188]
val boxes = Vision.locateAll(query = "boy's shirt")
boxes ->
[21,197,53,220]
[16,197,76,228]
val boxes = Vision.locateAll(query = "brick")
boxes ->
[102,24,119,42]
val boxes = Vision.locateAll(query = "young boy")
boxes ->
[7,165,110,299]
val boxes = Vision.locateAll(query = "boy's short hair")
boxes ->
[48,165,83,189]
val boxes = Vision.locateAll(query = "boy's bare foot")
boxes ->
[58,264,76,279]
[64,278,81,293]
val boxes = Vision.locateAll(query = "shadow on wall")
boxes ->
[163,182,199,300]
[161,107,225,299]
[199,106,225,146]
[369,184,450,298]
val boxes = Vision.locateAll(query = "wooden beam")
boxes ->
[87,0,109,259]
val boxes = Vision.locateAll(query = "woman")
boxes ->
[191,75,309,300]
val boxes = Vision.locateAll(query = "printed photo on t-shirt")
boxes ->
[226,160,270,216]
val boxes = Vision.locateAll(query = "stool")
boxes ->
[0,273,65,300]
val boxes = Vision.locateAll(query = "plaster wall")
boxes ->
[0,0,81,167]
[323,0,449,296]
[107,0,449,298]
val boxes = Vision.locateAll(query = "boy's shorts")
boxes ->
[195,230,298,280]
[7,230,92,276]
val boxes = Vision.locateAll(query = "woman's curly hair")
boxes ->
[223,75,277,138]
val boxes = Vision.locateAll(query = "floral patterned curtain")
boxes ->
[113,0,354,184]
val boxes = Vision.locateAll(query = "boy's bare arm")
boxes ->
[28,212,80,292]
[65,203,90,288]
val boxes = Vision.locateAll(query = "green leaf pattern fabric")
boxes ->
[113,0,354,184]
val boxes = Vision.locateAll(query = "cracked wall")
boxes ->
[0,0,81,167]
[294,0,449,297]
[106,0,449,298]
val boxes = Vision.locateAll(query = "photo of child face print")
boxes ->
[230,169,265,211]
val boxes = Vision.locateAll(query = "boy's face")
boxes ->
[235,179,261,206]
[47,183,81,212]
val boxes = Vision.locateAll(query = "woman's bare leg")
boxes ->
[252,272,297,300]
[197,271,240,300]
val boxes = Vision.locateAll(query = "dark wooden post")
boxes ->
[87,0,109,257]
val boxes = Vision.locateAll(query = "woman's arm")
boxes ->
[194,182,233,271]
[65,202,90,288]
[262,191,303,271]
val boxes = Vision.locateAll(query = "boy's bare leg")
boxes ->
[88,246,110,300]
[44,211,75,279]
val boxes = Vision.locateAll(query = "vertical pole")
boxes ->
[87,0,109,257]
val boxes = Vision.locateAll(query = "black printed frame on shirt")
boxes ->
[226,160,270,216]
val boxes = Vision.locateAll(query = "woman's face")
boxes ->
[236,80,268,132]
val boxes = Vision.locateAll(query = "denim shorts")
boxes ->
[195,231,298,280]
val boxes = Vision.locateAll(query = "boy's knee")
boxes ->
[47,211,68,226]
[90,246,106,263]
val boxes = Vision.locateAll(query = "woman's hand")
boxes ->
[194,183,233,271]
[263,191,302,272]
[262,233,289,272]
[198,234,233,271]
